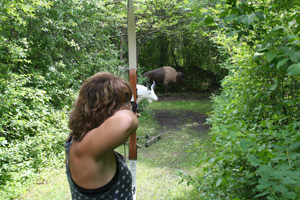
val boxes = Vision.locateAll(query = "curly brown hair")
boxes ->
[68,72,133,141]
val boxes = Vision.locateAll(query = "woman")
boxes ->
[65,72,139,200]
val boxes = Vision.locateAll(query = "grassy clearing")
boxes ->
[19,99,213,200]
[135,128,209,200]
[19,168,71,200]
[149,100,212,114]
[135,100,212,200]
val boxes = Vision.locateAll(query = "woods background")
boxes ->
[0,0,299,199]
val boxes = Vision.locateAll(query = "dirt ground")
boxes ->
[153,109,211,132]
[153,92,212,132]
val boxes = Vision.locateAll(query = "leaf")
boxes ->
[296,14,300,25]
[255,11,265,21]
[256,43,271,52]
[260,120,266,127]
[290,153,300,159]
[295,26,300,34]
[204,16,214,25]
[241,15,249,25]
[208,157,215,164]
[248,13,256,25]
[271,144,285,150]
[241,14,256,26]
[272,155,287,161]
[283,192,297,200]
[266,51,277,63]
[240,139,248,151]
[277,58,289,70]
[282,177,297,185]
[288,141,300,150]
[280,46,291,55]
[259,165,274,177]
[257,178,273,190]
[226,31,236,38]
[254,52,265,60]
[255,190,270,198]
[290,52,300,62]
[219,124,227,132]
[272,26,284,32]
[0,137,8,145]
[219,10,229,18]
[274,185,288,194]
[269,78,277,91]
[229,130,237,139]
[224,14,238,23]
[269,83,277,91]
[216,178,223,187]
[247,154,261,166]
[284,35,299,41]
[287,63,300,76]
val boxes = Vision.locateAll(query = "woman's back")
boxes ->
[65,73,138,200]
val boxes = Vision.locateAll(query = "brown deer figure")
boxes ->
[143,66,184,94]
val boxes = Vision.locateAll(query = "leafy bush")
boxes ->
[0,73,70,198]
[187,41,300,199]
[181,1,300,199]
[0,0,123,199]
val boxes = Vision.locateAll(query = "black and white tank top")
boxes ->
[65,137,133,200]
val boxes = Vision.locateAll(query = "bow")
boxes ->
[127,0,137,199]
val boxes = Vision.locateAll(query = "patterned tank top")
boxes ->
[65,137,133,200]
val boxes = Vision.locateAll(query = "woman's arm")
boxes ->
[87,109,139,158]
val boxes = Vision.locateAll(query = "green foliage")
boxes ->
[0,73,70,198]
[135,0,225,92]
[181,0,300,199]
[0,0,124,199]
[1,73,51,141]
[2,0,299,199]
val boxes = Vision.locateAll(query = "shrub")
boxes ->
[188,41,300,200]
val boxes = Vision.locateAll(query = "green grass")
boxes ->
[149,100,212,114]
[135,100,213,199]
[19,168,71,200]
[19,99,213,200]
[135,129,209,200]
